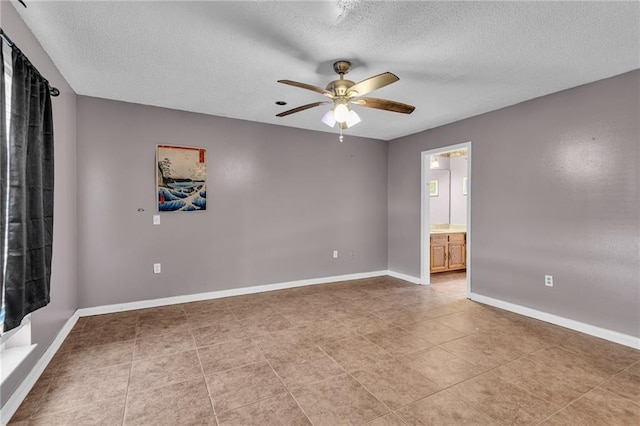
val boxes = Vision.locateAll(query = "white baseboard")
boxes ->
[1,312,78,425]
[387,270,422,285]
[470,293,640,350]
[77,270,389,317]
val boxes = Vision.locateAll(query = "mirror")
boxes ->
[429,151,468,227]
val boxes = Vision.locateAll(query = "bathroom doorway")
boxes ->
[420,141,471,296]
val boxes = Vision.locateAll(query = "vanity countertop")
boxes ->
[430,227,466,234]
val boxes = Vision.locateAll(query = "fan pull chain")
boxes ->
[339,127,344,143]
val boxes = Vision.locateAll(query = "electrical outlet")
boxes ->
[545,275,553,287]
[333,250,338,259]
[153,215,161,225]
[154,263,161,274]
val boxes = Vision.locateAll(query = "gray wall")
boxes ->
[76,97,388,308]
[388,70,640,338]
[1,3,78,408]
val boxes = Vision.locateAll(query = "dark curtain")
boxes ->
[1,44,5,326]
[1,45,54,332]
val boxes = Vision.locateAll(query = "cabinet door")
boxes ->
[447,241,466,270]
[430,242,448,272]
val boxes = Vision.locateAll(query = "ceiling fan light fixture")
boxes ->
[345,109,361,127]
[321,110,336,127]
[333,103,350,123]
[276,60,415,137]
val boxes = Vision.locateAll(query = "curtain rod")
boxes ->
[0,28,60,97]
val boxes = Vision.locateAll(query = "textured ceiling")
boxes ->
[13,1,640,141]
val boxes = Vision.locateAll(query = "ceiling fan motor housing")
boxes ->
[328,61,358,97]
[326,79,356,97]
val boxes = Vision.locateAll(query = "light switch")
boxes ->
[153,263,161,274]
[153,215,161,225]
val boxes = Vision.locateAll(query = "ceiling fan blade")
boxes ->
[352,97,415,114]
[276,101,329,117]
[277,80,334,98]
[347,72,399,97]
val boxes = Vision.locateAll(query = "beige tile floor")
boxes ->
[9,272,640,425]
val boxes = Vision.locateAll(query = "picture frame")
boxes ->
[462,176,468,196]
[429,179,439,197]
[156,144,207,212]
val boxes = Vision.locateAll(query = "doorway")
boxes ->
[420,141,471,297]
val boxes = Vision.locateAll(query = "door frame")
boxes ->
[420,141,472,296]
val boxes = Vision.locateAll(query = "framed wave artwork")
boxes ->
[156,145,207,212]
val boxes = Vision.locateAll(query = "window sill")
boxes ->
[1,344,37,383]
[1,315,34,384]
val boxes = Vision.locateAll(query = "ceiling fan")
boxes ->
[276,61,415,129]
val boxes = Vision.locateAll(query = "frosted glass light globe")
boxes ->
[333,103,349,123]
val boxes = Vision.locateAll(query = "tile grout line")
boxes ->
[380,342,504,423]
[22,362,58,422]
[591,383,640,408]
[249,337,317,426]
[119,316,137,426]
[346,370,395,418]
[193,330,218,422]
[532,387,603,425]
[309,340,404,422]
